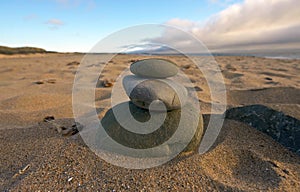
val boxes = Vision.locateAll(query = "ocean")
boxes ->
[214,51,300,60]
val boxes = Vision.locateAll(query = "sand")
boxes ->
[0,53,299,191]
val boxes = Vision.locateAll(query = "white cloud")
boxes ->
[45,19,65,30]
[46,19,64,26]
[151,0,300,52]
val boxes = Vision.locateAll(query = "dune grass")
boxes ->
[0,46,48,55]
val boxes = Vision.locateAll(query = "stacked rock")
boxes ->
[123,59,188,111]
[101,59,203,158]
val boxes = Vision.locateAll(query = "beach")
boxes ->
[0,53,299,191]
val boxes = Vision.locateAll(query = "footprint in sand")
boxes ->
[225,64,237,71]
[66,61,80,66]
[186,86,203,92]
[264,77,279,85]
[43,116,80,137]
[96,79,114,87]
[222,70,244,79]
[261,71,290,79]
[34,79,56,84]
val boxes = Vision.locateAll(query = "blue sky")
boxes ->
[1,0,299,52]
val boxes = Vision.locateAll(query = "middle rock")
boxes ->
[122,75,188,111]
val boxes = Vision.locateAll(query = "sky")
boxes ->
[0,0,299,53]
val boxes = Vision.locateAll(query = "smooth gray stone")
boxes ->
[130,59,178,78]
[122,75,188,111]
[100,101,204,158]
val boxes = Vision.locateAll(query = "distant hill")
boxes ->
[0,46,49,55]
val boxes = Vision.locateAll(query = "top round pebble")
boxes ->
[130,59,178,78]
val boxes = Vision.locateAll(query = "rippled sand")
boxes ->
[0,53,299,191]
